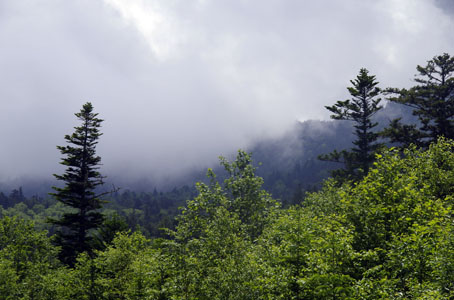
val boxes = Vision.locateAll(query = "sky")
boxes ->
[0,0,453,187]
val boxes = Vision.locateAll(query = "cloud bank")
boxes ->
[0,0,453,187]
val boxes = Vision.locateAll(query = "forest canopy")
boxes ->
[2,53,454,299]
[2,138,454,299]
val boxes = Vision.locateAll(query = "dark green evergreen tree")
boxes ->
[49,102,106,266]
[92,213,129,250]
[383,53,454,147]
[319,68,383,181]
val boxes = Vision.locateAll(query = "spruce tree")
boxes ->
[50,102,106,266]
[383,53,454,147]
[319,68,383,181]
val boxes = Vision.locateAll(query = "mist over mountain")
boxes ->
[0,0,453,192]
[1,99,414,203]
[2,2,454,297]
[436,0,454,13]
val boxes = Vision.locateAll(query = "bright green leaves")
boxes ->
[299,138,454,298]
[165,150,278,299]
[258,207,356,299]
[331,138,454,297]
[5,138,454,298]
[0,216,61,299]
[220,151,279,239]
[168,206,258,299]
[73,231,163,299]
[0,258,18,299]
[175,150,279,242]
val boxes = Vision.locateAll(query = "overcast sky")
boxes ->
[0,0,453,186]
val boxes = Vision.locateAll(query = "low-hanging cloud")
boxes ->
[0,0,453,187]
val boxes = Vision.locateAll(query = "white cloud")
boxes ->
[103,0,181,61]
[0,0,452,187]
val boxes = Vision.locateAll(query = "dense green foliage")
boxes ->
[319,68,383,181]
[3,139,454,298]
[3,53,454,298]
[0,185,196,239]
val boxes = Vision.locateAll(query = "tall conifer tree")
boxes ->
[383,53,454,147]
[50,102,105,266]
[319,68,383,181]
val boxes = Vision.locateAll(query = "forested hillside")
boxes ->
[3,140,454,298]
[2,52,454,298]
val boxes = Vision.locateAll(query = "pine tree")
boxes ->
[383,53,454,147]
[50,102,106,266]
[319,68,383,181]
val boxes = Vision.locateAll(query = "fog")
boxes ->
[0,0,453,188]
